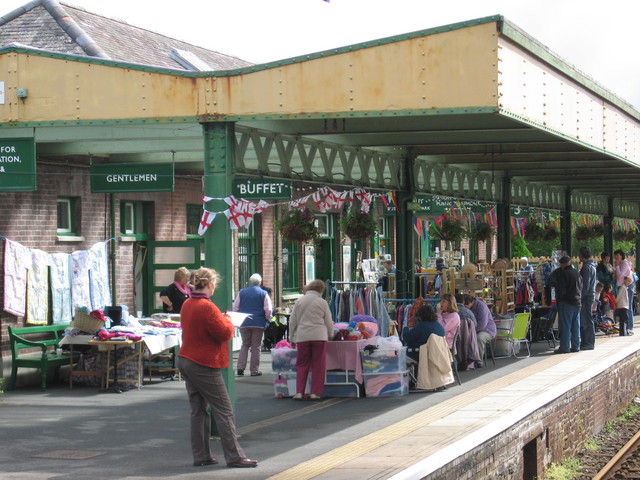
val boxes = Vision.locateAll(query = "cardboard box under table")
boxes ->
[88,339,143,391]
[60,333,180,389]
[360,346,409,397]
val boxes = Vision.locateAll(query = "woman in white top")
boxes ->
[288,279,334,400]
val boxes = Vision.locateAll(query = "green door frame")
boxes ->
[145,239,202,315]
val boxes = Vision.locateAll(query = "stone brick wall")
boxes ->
[425,352,640,479]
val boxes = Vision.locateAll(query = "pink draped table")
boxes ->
[325,338,377,383]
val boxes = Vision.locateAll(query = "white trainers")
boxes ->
[309,394,321,400]
[292,393,303,400]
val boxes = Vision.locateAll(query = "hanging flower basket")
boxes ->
[274,208,319,243]
[624,231,637,242]
[525,222,544,241]
[592,224,605,237]
[574,225,593,241]
[613,230,628,242]
[339,209,377,240]
[542,226,559,241]
[469,222,494,242]
[430,215,466,244]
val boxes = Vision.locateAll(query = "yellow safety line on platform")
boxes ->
[266,350,587,480]
[238,398,347,436]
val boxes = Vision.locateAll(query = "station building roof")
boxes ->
[0,2,639,214]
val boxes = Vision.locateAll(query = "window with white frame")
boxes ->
[57,197,76,234]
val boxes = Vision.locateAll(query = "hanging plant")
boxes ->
[592,224,605,237]
[542,226,559,241]
[469,222,494,242]
[525,221,544,241]
[274,208,319,243]
[624,231,637,242]
[574,225,593,241]
[339,209,377,240]
[430,215,466,244]
[613,230,628,242]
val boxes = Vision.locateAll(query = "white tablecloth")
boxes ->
[60,333,181,355]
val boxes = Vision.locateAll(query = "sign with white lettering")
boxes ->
[91,163,174,193]
[412,194,495,215]
[0,138,36,191]
[232,178,291,200]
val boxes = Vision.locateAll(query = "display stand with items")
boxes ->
[270,337,407,398]
[415,268,440,299]
[271,344,361,398]
[457,263,485,300]
[491,259,515,315]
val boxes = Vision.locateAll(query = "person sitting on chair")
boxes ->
[463,294,497,367]
[437,293,461,349]
[401,304,445,362]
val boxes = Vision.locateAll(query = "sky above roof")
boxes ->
[2,0,639,110]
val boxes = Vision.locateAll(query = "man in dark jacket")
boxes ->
[579,246,597,350]
[554,256,583,353]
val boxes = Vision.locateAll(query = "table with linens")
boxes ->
[59,331,181,390]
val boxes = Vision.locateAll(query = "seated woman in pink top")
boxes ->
[437,293,461,348]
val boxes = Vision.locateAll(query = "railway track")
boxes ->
[592,428,640,479]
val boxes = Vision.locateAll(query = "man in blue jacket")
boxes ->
[579,246,597,350]
[233,274,273,376]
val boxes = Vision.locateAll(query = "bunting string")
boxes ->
[197,186,394,236]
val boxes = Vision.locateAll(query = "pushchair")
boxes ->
[262,319,288,351]
[593,300,618,335]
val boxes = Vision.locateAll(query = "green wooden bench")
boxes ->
[7,324,77,391]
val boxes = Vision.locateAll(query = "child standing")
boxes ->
[601,283,617,320]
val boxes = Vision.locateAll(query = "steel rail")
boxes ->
[592,428,640,480]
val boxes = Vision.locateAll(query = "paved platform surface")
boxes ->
[1,327,638,480]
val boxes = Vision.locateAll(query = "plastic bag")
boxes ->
[376,335,402,350]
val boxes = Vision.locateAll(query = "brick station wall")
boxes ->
[425,350,640,479]
[0,160,201,381]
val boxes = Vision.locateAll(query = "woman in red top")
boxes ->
[178,267,257,469]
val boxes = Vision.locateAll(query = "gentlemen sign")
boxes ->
[232,178,291,200]
[0,138,36,191]
[91,163,174,193]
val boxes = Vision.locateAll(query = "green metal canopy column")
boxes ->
[561,188,572,255]
[202,122,236,413]
[396,154,415,300]
[496,176,511,260]
[604,197,614,256]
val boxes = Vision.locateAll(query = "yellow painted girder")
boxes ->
[0,22,499,123]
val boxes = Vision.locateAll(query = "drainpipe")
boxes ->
[110,193,117,306]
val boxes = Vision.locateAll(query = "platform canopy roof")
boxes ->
[0,5,639,215]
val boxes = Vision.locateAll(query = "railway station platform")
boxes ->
[1,324,639,480]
